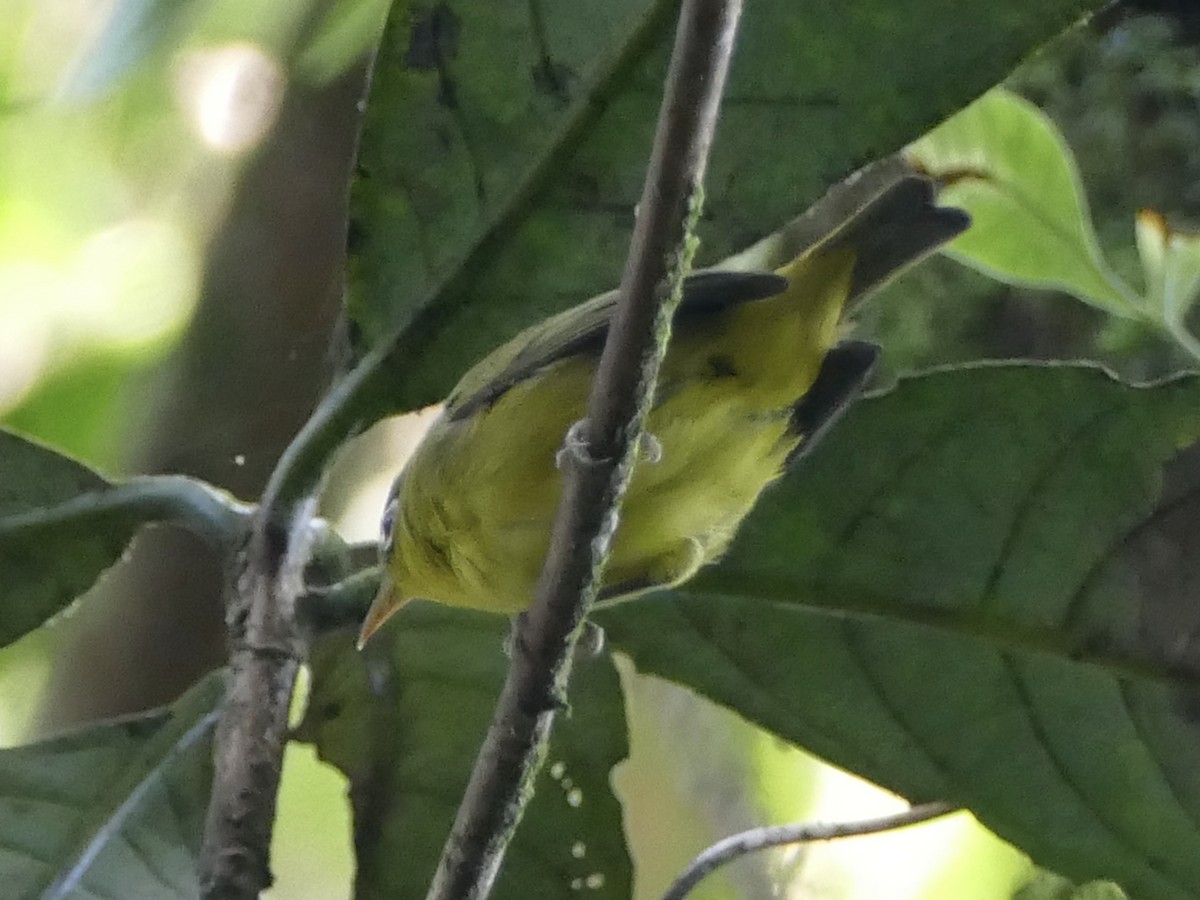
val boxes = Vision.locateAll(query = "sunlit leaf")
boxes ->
[906,89,1139,316]
[0,672,223,898]
[599,364,1200,900]
[299,607,630,900]
[0,428,249,648]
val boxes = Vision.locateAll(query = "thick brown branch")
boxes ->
[199,525,310,899]
[424,1,745,898]
[196,59,374,899]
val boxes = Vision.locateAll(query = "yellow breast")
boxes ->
[388,249,854,613]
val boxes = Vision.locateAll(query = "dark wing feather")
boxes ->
[445,272,787,421]
[445,173,969,422]
[785,340,879,467]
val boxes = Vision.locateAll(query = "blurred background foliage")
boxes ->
[0,0,386,895]
[862,6,1200,381]
[1,1,1198,898]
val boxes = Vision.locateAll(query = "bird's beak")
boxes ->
[357,576,404,650]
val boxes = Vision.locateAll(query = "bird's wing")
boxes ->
[444,271,788,421]
[445,173,969,422]
[785,339,880,466]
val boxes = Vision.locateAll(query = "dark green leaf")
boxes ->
[0,428,249,649]
[598,364,1200,900]
[0,672,223,899]
[350,0,1107,415]
[299,606,630,900]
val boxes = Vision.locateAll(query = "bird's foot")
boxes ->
[555,419,607,470]
[638,431,663,463]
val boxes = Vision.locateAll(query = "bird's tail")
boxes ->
[811,173,971,308]
[777,174,970,464]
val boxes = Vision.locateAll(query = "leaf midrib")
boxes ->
[656,584,1193,690]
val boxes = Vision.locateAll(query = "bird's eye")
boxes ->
[380,499,398,555]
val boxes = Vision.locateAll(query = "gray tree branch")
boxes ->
[424,1,745,898]
[196,60,374,899]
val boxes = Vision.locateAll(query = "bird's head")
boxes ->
[357,488,406,649]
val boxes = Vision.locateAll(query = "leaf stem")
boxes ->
[297,565,382,633]
[0,475,251,551]
[1166,320,1200,368]
[423,2,744,898]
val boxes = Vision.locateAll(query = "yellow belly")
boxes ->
[393,327,804,613]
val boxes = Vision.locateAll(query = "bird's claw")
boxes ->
[639,432,663,464]
[556,419,608,470]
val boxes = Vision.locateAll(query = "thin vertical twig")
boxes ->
[196,57,376,900]
[424,1,745,898]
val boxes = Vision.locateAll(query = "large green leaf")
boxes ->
[349,0,1106,414]
[299,606,630,900]
[0,672,223,899]
[597,364,1200,900]
[0,428,249,649]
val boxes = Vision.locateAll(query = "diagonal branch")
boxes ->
[424,1,745,898]
[661,802,957,900]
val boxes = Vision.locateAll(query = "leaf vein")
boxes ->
[1002,656,1193,898]
[975,398,1124,613]
[1116,680,1200,841]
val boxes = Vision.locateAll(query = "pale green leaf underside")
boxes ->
[0,672,222,899]
[301,607,631,900]
[906,89,1139,315]
[599,364,1200,900]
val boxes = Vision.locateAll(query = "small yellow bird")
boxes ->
[358,176,968,646]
